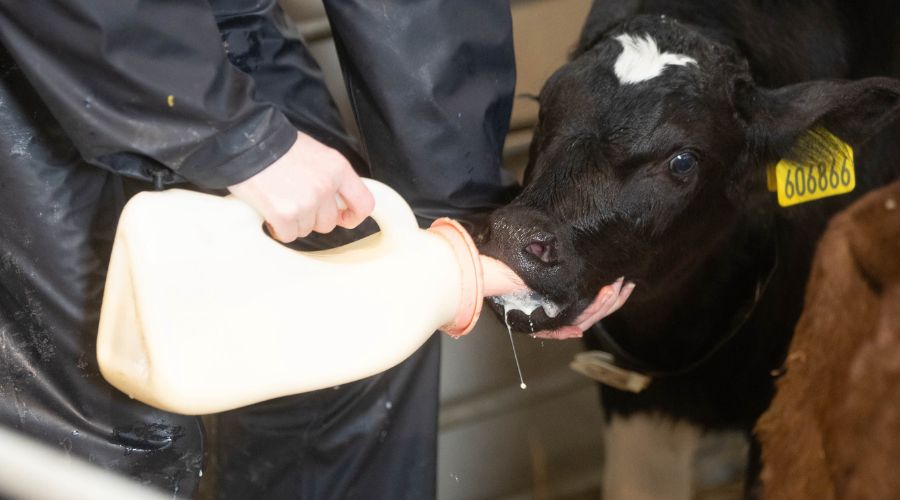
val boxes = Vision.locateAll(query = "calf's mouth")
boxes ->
[487,277,633,338]
[474,205,633,336]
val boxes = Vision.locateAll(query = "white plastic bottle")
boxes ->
[97,179,519,415]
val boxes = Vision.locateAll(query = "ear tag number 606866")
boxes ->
[766,127,855,207]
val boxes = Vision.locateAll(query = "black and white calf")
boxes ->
[477,1,900,498]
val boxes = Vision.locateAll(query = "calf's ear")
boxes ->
[738,77,900,163]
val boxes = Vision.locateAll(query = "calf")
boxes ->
[476,1,900,498]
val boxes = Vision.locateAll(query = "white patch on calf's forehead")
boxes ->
[614,33,697,84]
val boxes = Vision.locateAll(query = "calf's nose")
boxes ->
[523,232,558,265]
[477,206,567,274]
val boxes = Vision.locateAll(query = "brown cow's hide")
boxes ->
[757,179,900,500]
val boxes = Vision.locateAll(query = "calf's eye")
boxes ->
[669,152,698,175]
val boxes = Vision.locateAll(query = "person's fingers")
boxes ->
[580,280,622,324]
[530,278,635,340]
[571,285,616,325]
[571,294,613,330]
[227,132,371,240]
[313,198,340,234]
[575,280,635,331]
[571,278,622,324]
[295,208,317,239]
[607,282,636,315]
[575,301,615,332]
[266,212,298,243]
[336,175,375,229]
[532,326,583,340]
[264,222,285,243]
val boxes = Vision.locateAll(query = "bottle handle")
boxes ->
[228,178,419,244]
[361,179,420,244]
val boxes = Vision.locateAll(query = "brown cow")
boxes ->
[757,179,900,500]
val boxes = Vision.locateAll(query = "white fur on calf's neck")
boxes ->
[614,33,697,84]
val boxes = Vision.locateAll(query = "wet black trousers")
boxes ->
[207,336,440,500]
[0,60,204,494]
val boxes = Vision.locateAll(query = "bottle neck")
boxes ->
[426,218,484,337]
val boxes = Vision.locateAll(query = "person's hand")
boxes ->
[531,279,635,340]
[227,131,375,242]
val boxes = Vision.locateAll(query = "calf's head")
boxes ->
[479,15,900,333]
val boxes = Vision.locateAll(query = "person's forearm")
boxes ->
[0,0,295,189]
[212,0,369,177]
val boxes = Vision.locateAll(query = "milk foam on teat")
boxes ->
[492,291,561,319]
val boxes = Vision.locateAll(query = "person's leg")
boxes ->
[213,335,440,500]
[323,0,518,225]
[0,49,203,496]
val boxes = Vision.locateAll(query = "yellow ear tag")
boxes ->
[774,127,855,207]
